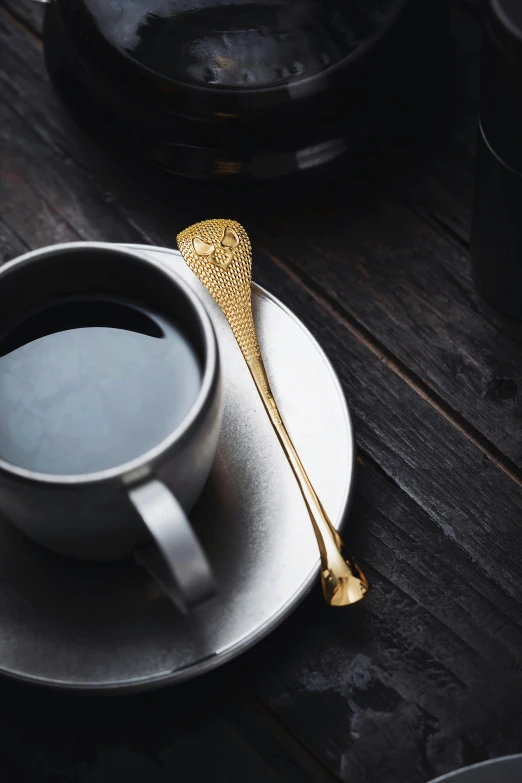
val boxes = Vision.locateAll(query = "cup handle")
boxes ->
[129,480,215,614]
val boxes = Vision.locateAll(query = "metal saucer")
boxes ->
[0,242,355,692]
[428,755,522,783]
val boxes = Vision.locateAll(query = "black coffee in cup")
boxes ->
[0,294,201,474]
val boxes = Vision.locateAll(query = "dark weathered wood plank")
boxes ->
[2,4,522,602]
[246,456,522,783]
[6,3,522,482]
[252,248,522,600]
[0,216,28,263]
[3,63,522,781]
[1,5,522,783]
[254,189,522,474]
[0,96,142,249]
[0,18,144,247]
[0,674,334,783]
[0,0,44,35]
[239,231,522,780]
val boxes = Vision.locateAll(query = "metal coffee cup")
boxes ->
[0,242,222,612]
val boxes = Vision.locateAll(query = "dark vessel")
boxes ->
[43,0,448,181]
[471,0,522,319]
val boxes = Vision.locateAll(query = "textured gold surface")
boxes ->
[178,220,259,360]
[178,219,368,607]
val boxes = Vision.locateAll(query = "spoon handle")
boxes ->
[247,354,368,606]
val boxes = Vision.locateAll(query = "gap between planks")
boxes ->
[263,249,522,491]
[3,1,516,488]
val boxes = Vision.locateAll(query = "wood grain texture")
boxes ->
[1,2,522,783]
[246,458,522,783]
[7,0,522,481]
[0,673,336,783]
[251,251,522,598]
[1,0,44,34]
[243,258,522,782]
[1,86,521,783]
[2,2,522,601]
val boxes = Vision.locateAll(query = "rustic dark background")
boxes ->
[1,1,522,782]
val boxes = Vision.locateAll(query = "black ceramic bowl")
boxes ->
[43,0,448,181]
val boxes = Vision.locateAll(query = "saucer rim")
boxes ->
[427,754,522,783]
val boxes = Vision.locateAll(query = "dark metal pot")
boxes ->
[39,0,449,181]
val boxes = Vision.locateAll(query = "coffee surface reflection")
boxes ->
[0,296,201,474]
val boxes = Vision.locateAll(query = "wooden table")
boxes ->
[1,2,521,782]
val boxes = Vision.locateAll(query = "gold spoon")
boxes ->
[177,219,368,606]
